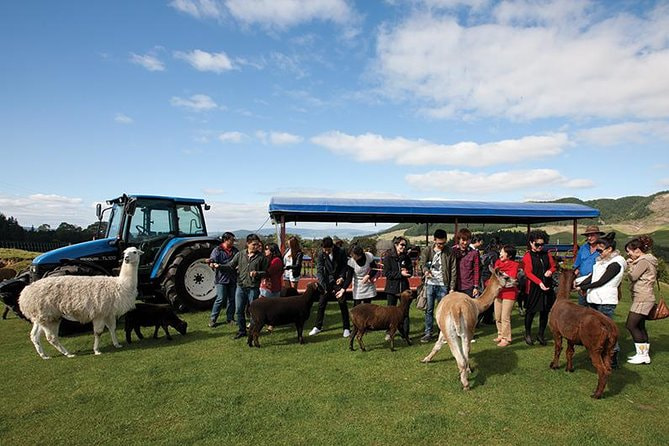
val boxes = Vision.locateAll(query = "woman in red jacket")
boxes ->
[492,245,519,347]
[521,230,556,346]
[260,243,284,299]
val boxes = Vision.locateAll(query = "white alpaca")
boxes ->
[421,267,516,389]
[19,247,143,359]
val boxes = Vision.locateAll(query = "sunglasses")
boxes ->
[534,242,545,247]
[397,243,407,247]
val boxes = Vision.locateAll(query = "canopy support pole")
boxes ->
[572,219,578,257]
[280,216,286,253]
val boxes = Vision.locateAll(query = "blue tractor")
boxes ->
[15,194,220,311]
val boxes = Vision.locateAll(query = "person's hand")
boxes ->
[424,270,433,279]
[335,289,345,300]
[401,268,410,277]
[336,278,344,285]
[362,275,370,284]
[250,270,257,278]
[472,288,480,297]
[574,269,580,277]
[540,283,549,291]
[544,270,553,278]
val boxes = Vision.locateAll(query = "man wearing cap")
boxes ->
[573,225,605,306]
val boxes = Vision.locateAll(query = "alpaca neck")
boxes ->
[118,261,139,293]
[474,280,502,313]
[400,297,412,316]
[556,270,574,301]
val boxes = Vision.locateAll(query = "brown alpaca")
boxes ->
[421,267,516,390]
[548,269,619,399]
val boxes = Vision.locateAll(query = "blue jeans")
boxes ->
[425,285,448,336]
[588,303,619,352]
[236,286,259,335]
[578,292,588,307]
[211,283,236,323]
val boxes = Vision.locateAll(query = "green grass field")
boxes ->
[2,284,668,446]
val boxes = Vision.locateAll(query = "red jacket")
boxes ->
[521,251,556,294]
[261,257,284,293]
[493,258,519,300]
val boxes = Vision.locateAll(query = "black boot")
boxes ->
[524,332,534,345]
[536,334,547,346]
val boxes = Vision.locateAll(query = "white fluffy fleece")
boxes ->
[19,247,143,359]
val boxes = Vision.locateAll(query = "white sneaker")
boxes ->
[343,329,351,338]
[308,327,321,336]
[385,333,391,341]
[470,338,477,343]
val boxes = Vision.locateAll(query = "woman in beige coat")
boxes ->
[624,235,658,364]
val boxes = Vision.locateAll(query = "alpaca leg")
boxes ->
[2,306,8,320]
[550,335,563,369]
[30,322,50,359]
[421,331,446,363]
[461,333,472,374]
[105,317,122,348]
[153,325,160,339]
[565,342,576,372]
[41,320,74,358]
[448,336,470,390]
[588,348,609,399]
[92,319,106,355]
[399,326,412,346]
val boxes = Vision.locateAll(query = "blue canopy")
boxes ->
[269,197,599,224]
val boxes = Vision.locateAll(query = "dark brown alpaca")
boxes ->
[548,269,619,399]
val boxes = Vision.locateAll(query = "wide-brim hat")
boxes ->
[581,225,605,236]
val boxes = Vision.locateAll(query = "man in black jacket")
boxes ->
[309,236,351,337]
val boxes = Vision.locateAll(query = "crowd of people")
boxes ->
[205,226,661,366]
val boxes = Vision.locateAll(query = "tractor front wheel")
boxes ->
[161,243,217,311]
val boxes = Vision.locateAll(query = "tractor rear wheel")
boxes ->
[161,243,217,311]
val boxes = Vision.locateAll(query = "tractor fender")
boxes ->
[150,236,218,280]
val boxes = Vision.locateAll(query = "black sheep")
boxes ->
[124,303,187,343]
[247,282,324,347]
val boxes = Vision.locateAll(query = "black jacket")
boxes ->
[316,246,348,292]
[383,251,413,295]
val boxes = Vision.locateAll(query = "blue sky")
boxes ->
[1,0,668,233]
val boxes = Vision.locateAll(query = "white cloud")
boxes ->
[170,94,218,111]
[0,194,91,227]
[576,121,669,146]
[129,52,166,71]
[114,113,133,124]
[374,4,669,120]
[225,0,357,30]
[169,0,225,20]
[256,131,303,145]
[174,49,234,73]
[311,131,567,167]
[218,131,246,143]
[270,132,303,145]
[405,169,594,194]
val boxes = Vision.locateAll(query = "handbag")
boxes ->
[416,281,427,311]
[648,298,669,320]
[648,279,669,320]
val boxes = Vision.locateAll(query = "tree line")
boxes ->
[0,213,107,244]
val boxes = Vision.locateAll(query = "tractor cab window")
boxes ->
[106,203,124,238]
[128,201,174,242]
[176,204,205,235]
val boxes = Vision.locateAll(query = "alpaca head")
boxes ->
[490,266,517,288]
[122,247,144,265]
